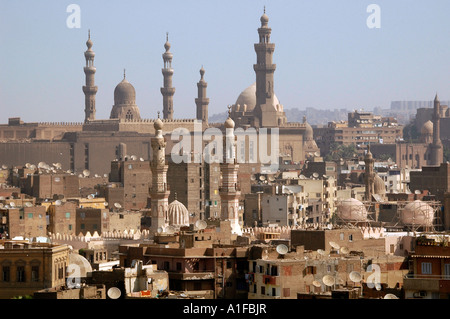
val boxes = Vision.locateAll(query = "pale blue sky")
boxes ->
[1,0,450,123]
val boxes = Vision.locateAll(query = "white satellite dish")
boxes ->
[315,151,321,157]
[327,223,333,230]
[276,244,289,255]
[30,164,36,170]
[130,155,137,161]
[55,200,62,206]
[114,203,122,209]
[0,203,4,208]
[87,194,94,200]
[55,163,62,169]
[140,157,144,162]
[414,190,421,195]
[384,293,398,299]
[1,165,7,170]
[312,280,322,288]
[25,202,33,207]
[259,175,266,181]
[25,163,31,168]
[268,175,275,182]
[312,172,319,179]
[195,220,207,230]
[340,247,349,254]
[317,249,326,256]
[83,169,90,177]
[157,227,164,234]
[299,175,306,180]
[165,225,175,235]
[104,202,109,207]
[9,202,15,208]
[322,275,335,287]
[349,271,362,283]
[329,241,340,250]
[107,287,121,299]
[94,174,99,178]
[250,175,256,181]
[38,162,46,169]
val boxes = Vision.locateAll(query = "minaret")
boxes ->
[83,30,98,122]
[161,33,175,120]
[364,144,375,201]
[431,93,443,166]
[219,107,242,235]
[253,7,277,127]
[195,66,209,125]
[150,113,170,235]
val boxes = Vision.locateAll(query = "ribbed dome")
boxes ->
[421,120,433,135]
[304,121,313,140]
[374,174,386,195]
[168,200,189,227]
[114,79,136,105]
[233,82,280,113]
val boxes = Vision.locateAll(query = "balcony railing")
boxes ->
[404,274,450,280]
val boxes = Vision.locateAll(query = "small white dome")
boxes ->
[401,200,435,227]
[168,200,189,227]
[337,198,368,221]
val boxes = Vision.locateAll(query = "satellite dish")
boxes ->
[315,151,321,157]
[317,249,326,256]
[140,157,144,162]
[114,203,122,209]
[1,165,7,170]
[322,275,335,287]
[157,227,164,234]
[329,241,340,250]
[30,164,36,170]
[130,155,137,161]
[327,223,333,230]
[349,271,362,283]
[87,194,94,200]
[250,175,256,181]
[38,162,46,169]
[83,169,90,177]
[55,200,62,206]
[259,175,266,181]
[55,163,62,169]
[312,172,319,178]
[107,287,121,299]
[195,220,207,230]
[165,225,175,235]
[414,190,421,195]
[276,244,289,255]
[299,175,306,180]
[94,174,99,178]
[312,280,322,288]
[340,247,349,254]
[25,163,31,168]
[104,202,109,207]
[25,202,32,208]
[0,203,4,208]
[268,175,275,182]
[384,293,398,299]
[9,202,15,208]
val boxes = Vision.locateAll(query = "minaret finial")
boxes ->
[166,32,169,42]
[264,6,266,14]
[88,29,91,39]
[123,68,126,80]
[157,111,160,119]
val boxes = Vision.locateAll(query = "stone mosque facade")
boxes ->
[0,10,318,178]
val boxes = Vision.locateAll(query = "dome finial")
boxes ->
[123,68,126,80]
[157,111,160,119]
[174,192,177,201]
[264,5,266,14]
[88,29,91,39]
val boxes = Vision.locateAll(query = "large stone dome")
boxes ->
[233,82,280,113]
[168,200,190,227]
[374,174,386,195]
[400,200,435,227]
[114,79,136,105]
[421,120,433,135]
[336,198,368,221]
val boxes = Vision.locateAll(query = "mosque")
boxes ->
[0,9,319,175]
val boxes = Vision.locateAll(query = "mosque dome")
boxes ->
[114,78,136,105]
[421,120,433,135]
[336,198,368,221]
[260,13,269,25]
[233,82,280,113]
[168,200,190,227]
[68,253,93,278]
[224,117,235,129]
[154,117,164,131]
[303,117,314,140]
[374,174,386,195]
[400,200,435,227]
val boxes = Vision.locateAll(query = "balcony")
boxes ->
[404,274,450,294]
[167,269,215,281]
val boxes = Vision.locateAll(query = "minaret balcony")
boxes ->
[84,66,97,73]
[253,64,276,72]
[161,87,176,95]
[83,86,98,94]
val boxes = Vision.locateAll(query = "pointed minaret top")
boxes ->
[86,29,93,49]
[435,92,439,102]
[164,32,171,51]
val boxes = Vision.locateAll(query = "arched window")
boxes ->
[126,110,133,120]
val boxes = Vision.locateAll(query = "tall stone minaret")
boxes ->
[431,93,443,166]
[83,30,98,122]
[253,7,277,127]
[150,113,170,235]
[161,33,175,120]
[219,108,242,235]
[195,66,209,126]
[364,144,375,201]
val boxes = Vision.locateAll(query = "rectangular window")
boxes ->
[17,266,25,282]
[390,244,395,254]
[261,286,265,295]
[444,264,450,278]
[31,266,39,282]
[2,266,10,282]
[68,224,72,230]
[81,224,85,229]
[65,212,70,219]
[421,262,432,275]
[28,213,33,219]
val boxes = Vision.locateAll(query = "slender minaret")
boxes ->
[253,7,277,127]
[161,33,175,120]
[364,144,375,201]
[150,113,170,235]
[195,66,209,125]
[219,108,242,235]
[83,30,98,122]
[431,93,443,166]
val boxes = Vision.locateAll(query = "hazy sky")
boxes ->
[1,0,450,123]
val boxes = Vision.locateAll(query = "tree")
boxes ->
[324,143,357,161]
